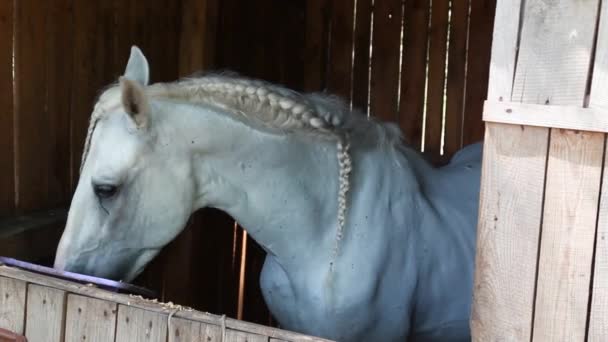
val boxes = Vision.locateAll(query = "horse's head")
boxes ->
[54,47,195,281]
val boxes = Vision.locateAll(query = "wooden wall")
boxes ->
[0,0,496,326]
[472,0,608,340]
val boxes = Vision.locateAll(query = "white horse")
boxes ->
[54,46,482,341]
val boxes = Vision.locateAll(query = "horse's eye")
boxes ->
[93,184,118,199]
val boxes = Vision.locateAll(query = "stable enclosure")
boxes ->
[472,0,608,340]
[0,264,329,342]
[0,0,495,331]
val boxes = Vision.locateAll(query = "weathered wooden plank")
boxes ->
[424,0,449,156]
[399,0,430,149]
[589,142,608,341]
[486,0,523,101]
[167,317,202,342]
[369,0,402,122]
[326,0,355,101]
[0,277,27,334]
[24,284,66,342]
[590,0,608,110]
[45,0,74,207]
[533,130,604,341]
[225,329,269,342]
[13,0,49,212]
[483,101,608,133]
[351,0,372,113]
[0,266,331,341]
[303,0,330,92]
[115,305,167,342]
[512,0,600,105]
[0,0,14,217]
[65,294,117,342]
[443,0,470,157]
[470,122,548,341]
[462,0,495,146]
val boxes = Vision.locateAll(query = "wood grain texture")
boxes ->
[0,0,14,216]
[225,329,269,342]
[178,0,210,76]
[399,0,430,149]
[0,266,331,341]
[462,0,495,146]
[533,130,604,341]
[369,0,402,122]
[470,122,549,341]
[24,284,66,342]
[486,0,523,101]
[424,0,449,156]
[0,277,26,334]
[512,0,600,105]
[303,0,330,92]
[65,294,117,342]
[483,101,608,133]
[443,0,470,157]
[13,0,49,212]
[326,0,355,101]
[589,142,608,341]
[167,317,202,342]
[590,0,608,110]
[115,305,168,342]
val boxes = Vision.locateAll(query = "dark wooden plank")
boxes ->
[443,0,470,158]
[179,0,210,76]
[369,0,402,122]
[424,0,450,156]
[70,1,101,188]
[0,0,14,217]
[399,0,430,149]
[13,0,49,212]
[326,0,355,101]
[351,0,372,113]
[462,0,496,146]
[46,0,74,208]
[277,0,306,90]
[303,0,331,92]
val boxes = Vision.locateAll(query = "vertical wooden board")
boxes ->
[424,0,449,157]
[486,0,523,101]
[369,0,402,122]
[115,305,167,342]
[178,0,209,76]
[351,0,372,113]
[303,0,330,91]
[326,0,355,101]
[443,0,469,158]
[532,130,604,341]
[24,284,66,342]
[512,0,600,105]
[13,0,49,212]
[589,144,608,341]
[276,1,307,90]
[0,0,14,216]
[470,123,549,342]
[70,1,100,188]
[167,317,202,342]
[462,0,495,146]
[0,277,26,334]
[202,323,222,341]
[225,330,269,342]
[65,294,117,342]
[46,0,74,207]
[399,0,430,149]
[589,0,608,110]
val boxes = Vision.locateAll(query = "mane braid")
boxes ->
[83,74,354,262]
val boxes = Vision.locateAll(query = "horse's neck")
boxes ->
[163,101,340,264]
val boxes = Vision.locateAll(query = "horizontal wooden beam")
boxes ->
[483,101,608,133]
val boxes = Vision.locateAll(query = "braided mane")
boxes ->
[84,73,401,261]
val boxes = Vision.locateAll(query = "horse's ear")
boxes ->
[123,46,149,86]
[119,76,149,128]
